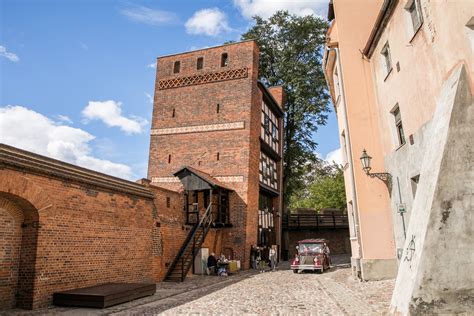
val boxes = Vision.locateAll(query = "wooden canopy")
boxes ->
[173,166,233,191]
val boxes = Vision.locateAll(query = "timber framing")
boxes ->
[0,143,154,199]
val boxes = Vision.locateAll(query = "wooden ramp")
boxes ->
[53,283,156,308]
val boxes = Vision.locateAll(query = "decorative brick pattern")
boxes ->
[216,176,244,183]
[151,175,244,184]
[158,67,248,90]
[150,121,245,136]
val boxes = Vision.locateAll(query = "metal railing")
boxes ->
[282,212,349,229]
[165,202,213,282]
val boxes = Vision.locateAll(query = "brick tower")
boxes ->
[148,40,284,273]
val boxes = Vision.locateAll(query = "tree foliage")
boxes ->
[240,11,330,207]
[289,164,346,211]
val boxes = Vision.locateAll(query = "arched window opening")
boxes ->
[197,57,204,70]
[221,53,228,67]
[173,61,180,73]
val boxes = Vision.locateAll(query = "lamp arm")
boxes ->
[367,172,392,192]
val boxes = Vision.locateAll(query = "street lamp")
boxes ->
[360,149,392,191]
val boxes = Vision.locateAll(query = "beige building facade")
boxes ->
[324,0,473,314]
[323,0,398,281]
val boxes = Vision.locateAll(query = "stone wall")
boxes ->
[287,229,350,259]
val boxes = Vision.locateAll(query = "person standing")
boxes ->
[250,245,257,269]
[207,252,217,275]
[257,246,265,273]
[269,245,277,271]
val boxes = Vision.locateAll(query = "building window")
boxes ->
[333,65,341,102]
[172,108,175,117]
[259,152,278,190]
[392,105,406,146]
[173,61,180,73]
[216,152,220,161]
[406,0,423,32]
[381,42,392,76]
[216,103,220,113]
[168,154,172,164]
[340,131,348,165]
[261,101,280,153]
[221,53,228,67]
[166,197,171,208]
[197,57,204,70]
[348,201,356,237]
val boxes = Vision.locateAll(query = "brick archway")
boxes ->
[0,193,39,310]
[0,171,52,212]
[0,172,50,310]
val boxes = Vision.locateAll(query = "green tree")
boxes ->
[289,164,346,211]
[240,11,330,208]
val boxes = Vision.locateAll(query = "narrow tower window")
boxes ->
[221,53,228,67]
[173,61,180,73]
[216,103,220,113]
[197,57,204,70]
[172,108,175,117]
[217,152,220,161]
[168,154,172,164]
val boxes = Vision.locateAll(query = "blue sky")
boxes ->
[0,0,340,180]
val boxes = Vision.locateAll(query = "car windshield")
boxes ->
[298,243,323,254]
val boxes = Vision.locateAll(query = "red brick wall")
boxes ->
[148,41,261,268]
[0,198,24,309]
[148,185,188,280]
[0,168,155,309]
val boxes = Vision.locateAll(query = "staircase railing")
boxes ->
[164,202,213,281]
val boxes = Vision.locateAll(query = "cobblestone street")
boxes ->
[9,259,394,316]
[155,265,394,316]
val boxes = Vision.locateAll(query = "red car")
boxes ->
[291,239,331,273]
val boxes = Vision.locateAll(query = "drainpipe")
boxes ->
[326,46,364,269]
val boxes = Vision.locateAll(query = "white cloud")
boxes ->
[0,105,133,179]
[147,62,156,69]
[55,114,73,124]
[324,147,343,165]
[185,8,231,36]
[145,92,153,104]
[233,0,326,19]
[120,5,177,26]
[82,100,148,134]
[0,45,19,62]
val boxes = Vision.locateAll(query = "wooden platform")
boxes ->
[53,283,156,308]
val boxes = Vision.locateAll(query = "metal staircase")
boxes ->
[164,203,213,282]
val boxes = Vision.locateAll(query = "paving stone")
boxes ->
[5,263,394,315]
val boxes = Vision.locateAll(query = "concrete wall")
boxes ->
[390,64,473,314]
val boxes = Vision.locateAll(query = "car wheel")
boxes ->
[293,269,298,274]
